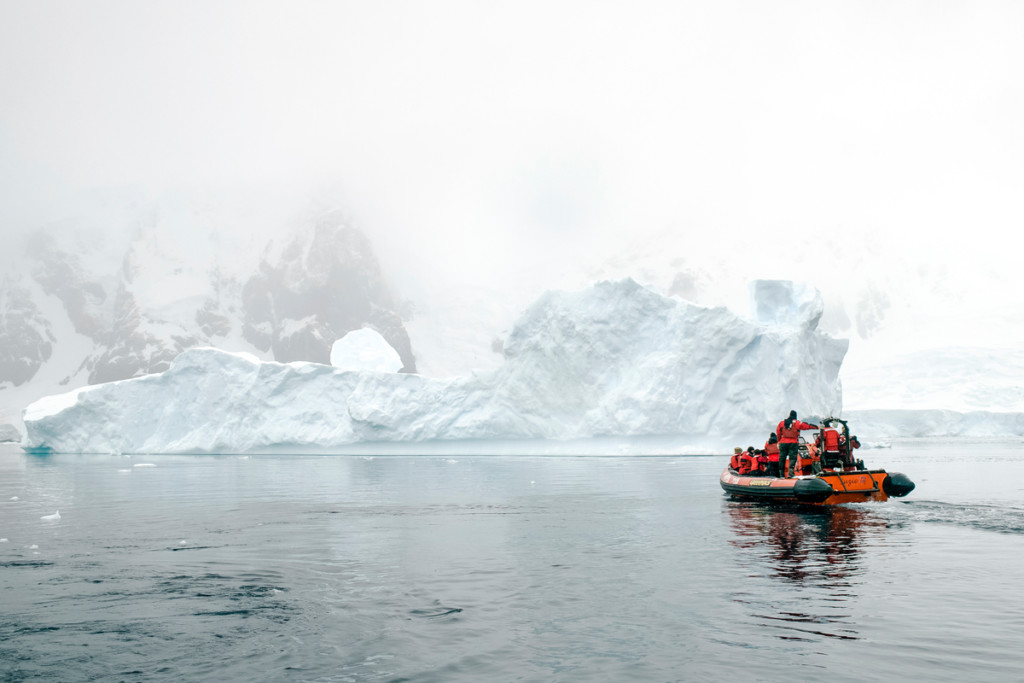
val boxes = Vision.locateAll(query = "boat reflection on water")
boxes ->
[726,501,890,586]
[725,501,893,642]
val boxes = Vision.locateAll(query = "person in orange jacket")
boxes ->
[730,446,743,471]
[763,433,780,477]
[776,410,819,477]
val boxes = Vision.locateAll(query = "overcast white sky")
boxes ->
[2,1,1023,339]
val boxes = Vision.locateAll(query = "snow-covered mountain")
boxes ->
[23,278,847,453]
[0,198,414,435]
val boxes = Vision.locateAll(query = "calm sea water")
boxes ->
[2,439,1024,682]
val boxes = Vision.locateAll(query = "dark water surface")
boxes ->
[2,440,1024,682]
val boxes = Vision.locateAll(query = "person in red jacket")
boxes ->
[738,448,757,475]
[764,433,780,477]
[776,410,819,477]
[755,449,769,475]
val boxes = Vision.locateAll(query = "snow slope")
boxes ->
[23,279,847,453]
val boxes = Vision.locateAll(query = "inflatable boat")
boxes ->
[720,417,915,506]
[720,467,915,505]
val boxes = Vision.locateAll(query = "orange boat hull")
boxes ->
[720,468,914,506]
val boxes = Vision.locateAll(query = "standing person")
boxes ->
[764,433,780,477]
[776,410,819,478]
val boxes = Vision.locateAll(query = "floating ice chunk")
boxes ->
[9,496,18,501]
[445,459,458,464]
[134,463,156,468]
[330,328,403,373]
[40,510,60,521]
[0,538,8,543]
[179,540,188,545]
[118,469,132,473]
[29,544,38,549]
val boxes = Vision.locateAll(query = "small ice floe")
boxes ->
[530,480,536,485]
[10,496,19,501]
[445,459,458,464]
[0,538,8,543]
[28,544,38,549]
[133,463,156,468]
[117,469,132,473]
[179,540,188,545]
[362,456,374,460]
[40,510,61,521]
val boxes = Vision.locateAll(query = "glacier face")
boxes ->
[23,279,848,453]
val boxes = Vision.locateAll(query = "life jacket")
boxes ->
[730,454,742,470]
[738,453,756,475]
[777,419,814,443]
[822,428,840,452]
[764,441,780,460]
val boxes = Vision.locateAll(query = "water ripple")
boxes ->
[899,500,1024,535]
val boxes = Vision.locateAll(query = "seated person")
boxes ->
[738,447,757,475]
[820,427,842,469]
[730,447,743,471]
[755,449,769,475]
[838,434,861,469]
[764,433,780,476]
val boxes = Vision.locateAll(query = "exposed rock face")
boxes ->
[26,231,114,340]
[0,278,53,386]
[241,213,415,371]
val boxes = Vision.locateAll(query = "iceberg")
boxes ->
[23,279,848,454]
[0,423,21,443]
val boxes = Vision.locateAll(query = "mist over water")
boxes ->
[3,440,1024,681]
[3,3,1024,316]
